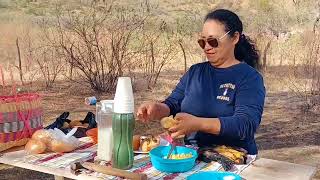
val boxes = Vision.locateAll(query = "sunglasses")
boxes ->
[197,31,231,49]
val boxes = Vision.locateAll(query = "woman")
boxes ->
[136,9,265,155]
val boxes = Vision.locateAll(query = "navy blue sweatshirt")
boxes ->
[163,62,265,154]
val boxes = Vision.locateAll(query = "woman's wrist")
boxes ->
[155,102,170,119]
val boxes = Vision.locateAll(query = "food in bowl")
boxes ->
[165,152,193,160]
[150,146,198,173]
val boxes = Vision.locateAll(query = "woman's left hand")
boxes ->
[169,112,202,139]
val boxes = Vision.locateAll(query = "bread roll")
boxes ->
[25,139,47,154]
[141,136,159,152]
[160,116,178,129]
[32,129,53,145]
[50,139,76,153]
[133,135,141,151]
[160,116,185,139]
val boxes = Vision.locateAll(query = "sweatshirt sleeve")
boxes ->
[219,72,266,141]
[163,67,192,116]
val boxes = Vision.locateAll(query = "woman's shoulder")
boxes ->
[188,61,211,71]
[187,61,263,80]
[236,63,264,87]
[235,63,263,78]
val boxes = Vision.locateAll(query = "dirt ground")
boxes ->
[0,69,319,180]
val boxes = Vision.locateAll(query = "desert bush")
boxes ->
[38,2,152,92]
[139,30,178,89]
[24,31,65,88]
[2,0,319,95]
[135,8,203,89]
[275,31,320,111]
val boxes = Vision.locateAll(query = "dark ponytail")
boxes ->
[205,9,260,70]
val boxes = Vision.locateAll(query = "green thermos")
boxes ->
[112,77,135,170]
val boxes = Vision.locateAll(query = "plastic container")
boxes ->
[96,100,114,161]
[149,146,198,173]
[112,77,135,170]
[112,113,135,169]
[187,171,241,180]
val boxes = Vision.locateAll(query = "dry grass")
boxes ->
[0,68,319,179]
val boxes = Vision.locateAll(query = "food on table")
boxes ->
[133,135,141,151]
[25,139,47,154]
[48,128,80,153]
[164,153,193,160]
[213,145,246,164]
[25,128,80,154]
[198,145,247,171]
[141,136,159,152]
[31,129,53,145]
[135,135,159,152]
[86,128,98,144]
[50,139,77,153]
[198,147,234,171]
[160,115,178,129]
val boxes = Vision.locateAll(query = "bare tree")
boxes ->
[283,31,320,111]
[41,2,148,92]
[26,42,65,88]
[139,22,178,89]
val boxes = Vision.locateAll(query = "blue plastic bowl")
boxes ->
[187,171,241,180]
[149,146,198,173]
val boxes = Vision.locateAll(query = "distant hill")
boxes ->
[0,0,317,34]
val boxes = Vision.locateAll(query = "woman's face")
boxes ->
[200,20,239,67]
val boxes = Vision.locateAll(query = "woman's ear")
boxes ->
[232,31,240,45]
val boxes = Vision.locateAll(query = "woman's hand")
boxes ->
[169,113,202,138]
[169,113,222,138]
[136,102,170,123]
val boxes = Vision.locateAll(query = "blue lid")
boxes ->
[187,171,241,180]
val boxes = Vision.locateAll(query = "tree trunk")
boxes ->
[178,40,187,73]
[148,41,155,89]
[16,38,24,85]
[262,40,272,72]
[313,3,320,33]
[313,14,320,33]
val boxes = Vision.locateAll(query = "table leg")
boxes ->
[54,175,65,180]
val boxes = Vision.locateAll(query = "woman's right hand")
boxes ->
[136,102,170,123]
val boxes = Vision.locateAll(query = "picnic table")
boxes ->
[0,137,316,180]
